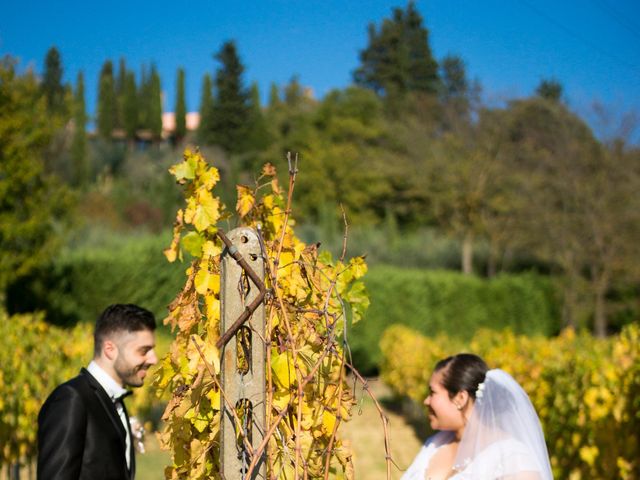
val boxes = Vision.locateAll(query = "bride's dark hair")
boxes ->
[434,353,488,400]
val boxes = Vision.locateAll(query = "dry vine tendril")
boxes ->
[154,149,385,479]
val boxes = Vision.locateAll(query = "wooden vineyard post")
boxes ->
[220,227,267,479]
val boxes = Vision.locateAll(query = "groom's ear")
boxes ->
[102,338,118,361]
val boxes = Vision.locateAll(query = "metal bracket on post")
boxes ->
[220,227,267,480]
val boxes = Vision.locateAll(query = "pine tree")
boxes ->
[70,71,88,186]
[439,54,476,128]
[175,68,187,142]
[197,73,214,144]
[536,78,563,103]
[244,82,271,154]
[42,46,66,115]
[354,1,439,97]
[209,40,249,153]
[284,75,304,108]
[268,82,281,109]
[123,71,138,141]
[148,65,163,142]
[96,60,116,140]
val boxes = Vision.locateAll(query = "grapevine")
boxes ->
[155,149,371,479]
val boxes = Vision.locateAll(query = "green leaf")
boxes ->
[181,232,204,257]
[170,156,196,181]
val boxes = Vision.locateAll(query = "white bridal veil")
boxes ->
[453,369,553,479]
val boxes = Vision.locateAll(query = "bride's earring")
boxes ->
[455,403,462,410]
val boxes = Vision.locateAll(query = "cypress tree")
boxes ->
[123,71,138,141]
[210,40,249,153]
[197,73,214,144]
[115,57,127,128]
[96,60,116,140]
[175,68,187,141]
[42,46,66,115]
[148,65,163,142]
[138,65,149,129]
[70,71,88,186]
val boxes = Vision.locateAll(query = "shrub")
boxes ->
[0,311,91,467]
[7,233,185,326]
[348,266,560,373]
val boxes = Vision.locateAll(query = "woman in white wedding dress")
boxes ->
[401,354,553,480]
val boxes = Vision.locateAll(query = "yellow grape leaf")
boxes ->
[202,339,220,375]
[206,389,221,409]
[194,268,219,295]
[169,155,197,182]
[181,231,204,257]
[202,240,222,258]
[271,351,295,389]
[293,240,305,260]
[192,190,220,232]
[205,295,220,323]
[192,415,209,433]
[272,390,291,411]
[236,185,255,218]
[322,410,337,435]
[164,245,178,263]
[189,438,207,477]
[199,166,220,189]
[348,256,368,279]
[268,206,285,234]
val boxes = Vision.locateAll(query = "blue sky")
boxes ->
[2,0,639,138]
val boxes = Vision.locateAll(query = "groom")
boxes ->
[38,304,158,480]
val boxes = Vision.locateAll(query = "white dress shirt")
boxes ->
[87,361,132,469]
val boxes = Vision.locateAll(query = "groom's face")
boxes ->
[113,329,158,387]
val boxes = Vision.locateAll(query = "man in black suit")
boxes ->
[38,304,158,480]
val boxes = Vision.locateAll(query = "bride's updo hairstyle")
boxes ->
[434,353,488,400]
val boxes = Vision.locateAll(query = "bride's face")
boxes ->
[423,370,466,432]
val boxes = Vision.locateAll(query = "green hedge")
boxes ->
[348,266,561,374]
[7,234,186,326]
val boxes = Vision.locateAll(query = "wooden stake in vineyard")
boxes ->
[157,150,395,479]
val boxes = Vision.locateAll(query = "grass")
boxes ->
[136,433,171,480]
[136,378,426,479]
[343,377,424,479]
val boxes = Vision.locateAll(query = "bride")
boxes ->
[401,354,553,479]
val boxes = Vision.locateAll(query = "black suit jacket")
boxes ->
[37,368,136,480]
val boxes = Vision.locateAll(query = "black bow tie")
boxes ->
[114,391,133,403]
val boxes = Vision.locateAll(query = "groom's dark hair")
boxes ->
[434,353,488,400]
[94,304,156,357]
